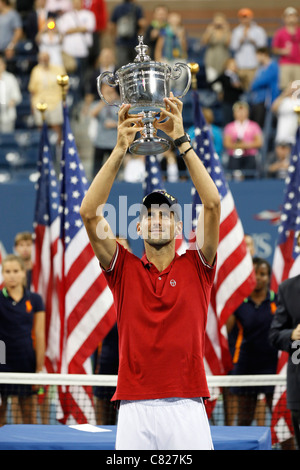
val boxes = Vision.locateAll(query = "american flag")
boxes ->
[270,125,300,445]
[31,122,61,374]
[191,91,256,377]
[55,104,116,424]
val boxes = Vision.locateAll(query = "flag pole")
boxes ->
[188,62,199,90]
[36,102,48,122]
[57,74,69,105]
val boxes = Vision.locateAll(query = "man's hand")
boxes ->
[116,104,144,152]
[155,94,185,141]
[291,324,300,341]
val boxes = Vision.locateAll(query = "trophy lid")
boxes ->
[134,36,151,62]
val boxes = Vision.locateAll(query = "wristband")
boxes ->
[179,146,193,157]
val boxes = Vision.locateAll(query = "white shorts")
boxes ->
[115,397,214,450]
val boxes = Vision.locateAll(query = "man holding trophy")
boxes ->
[80,38,220,450]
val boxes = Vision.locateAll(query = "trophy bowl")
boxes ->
[97,36,191,155]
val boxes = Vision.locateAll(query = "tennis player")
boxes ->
[80,95,220,450]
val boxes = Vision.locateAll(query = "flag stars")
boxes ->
[70,176,79,185]
[72,190,81,199]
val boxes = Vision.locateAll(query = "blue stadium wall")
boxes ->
[0,179,284,263]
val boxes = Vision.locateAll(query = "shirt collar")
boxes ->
[141,252,179,273]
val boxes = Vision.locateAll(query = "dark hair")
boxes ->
[252,256,271,276]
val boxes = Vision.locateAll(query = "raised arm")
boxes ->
[156,96,221,264]
[80,104,143,269]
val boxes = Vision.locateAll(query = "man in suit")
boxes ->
[269,270,300,449]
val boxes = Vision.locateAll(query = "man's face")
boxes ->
[138,205,179,246]
[15,240,32,262]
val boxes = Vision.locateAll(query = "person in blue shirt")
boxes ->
[226,257,278,426]
[0,254,45,425]
[249,47,280,129]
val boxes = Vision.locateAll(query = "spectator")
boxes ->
[154,11,187,63]
[84,46,117,110]
[57,0,96,83]
[249,47,280,129]
[123,153,145,182]
[0,0,23,64]
[35,15,64,67]
[223,101,263,179]
[28,50,65,138]
[108,0,146,70]
[0,254,45,425]
[81,0,107,67]
[155,11,188,92]
[230,8,267,90]
[267,142,291,179]
[269,253,300,450]
[0,54,22,132]
[271,82,299,145]
[94,236,131,426]
[143,4,168,58]
[202,12,231,85]
[209,57,244,126]
[14,231,33,287]
[226,257,278,426]
[88,83,120,177]
[23,0,48,49]
[272,7,300,90]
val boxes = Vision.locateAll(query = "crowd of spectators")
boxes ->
[0,1,300,183]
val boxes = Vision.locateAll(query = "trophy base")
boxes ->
[129,137,170,156]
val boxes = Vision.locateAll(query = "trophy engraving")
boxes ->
[97,36,192,155]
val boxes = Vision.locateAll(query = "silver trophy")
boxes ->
[97,36,191,155]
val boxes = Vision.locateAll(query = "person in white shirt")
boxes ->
[0,54,22,132]
[57,0,96,60]
[230,8,267,90]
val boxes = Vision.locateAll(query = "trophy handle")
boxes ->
[169,62,192,98]
[97,72,120,107]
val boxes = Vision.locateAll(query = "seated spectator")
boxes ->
[249,47,280,129]
[223,101,263,179]
[201,12,231,86]
[209,57,244,127]
[271,82,299,145]
[0,54,22,132]
[230,8,267,91]
[158,147,181,182]
[0,0,23,65]
[272,7,300,90]
[267,142,291,179]
[28,50,65,138]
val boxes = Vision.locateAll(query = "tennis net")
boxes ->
[0,372,294,449]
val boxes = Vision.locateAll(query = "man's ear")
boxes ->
[175,220,183,237]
